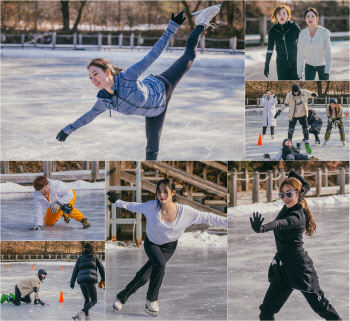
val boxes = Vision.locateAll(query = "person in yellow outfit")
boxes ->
[30,176,90,230]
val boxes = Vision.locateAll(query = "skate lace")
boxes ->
[208,23,217,29]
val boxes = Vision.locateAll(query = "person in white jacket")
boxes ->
[297,7,331,80]
[31,176,90,230]
[260,89,277,139]
[107,178,227,317]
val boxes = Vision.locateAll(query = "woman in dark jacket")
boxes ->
[71,243,105,321]
[250,170,341,320]
[308,109,323,144]
[264,5,301,80]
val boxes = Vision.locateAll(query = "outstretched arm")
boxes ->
[107,192,152,215]
[189,208,227,227]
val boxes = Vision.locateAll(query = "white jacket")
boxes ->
[297,26,332,78]
[34,179,73,226]
[260,95,277,127]
[17,274,42,300]
[280,89,314,121]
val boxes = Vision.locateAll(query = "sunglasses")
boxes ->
[278,190,297,199]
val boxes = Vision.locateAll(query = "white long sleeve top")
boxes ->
[113,200,227,245]
[33,179,74,226]
[297,26,332,78]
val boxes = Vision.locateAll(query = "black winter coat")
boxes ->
[261,170,321,294]
[267,21,301,60]
[70,253,105,285]
[308,110,323,133]
[281,146,300,160]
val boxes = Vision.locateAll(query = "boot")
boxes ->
[304,142,312,153]
[145,299,159,317]
[63,213,70,224]
[113,296,123,310]
[192,4,221,29]
[1,294,8,304]
[80,218,90,229]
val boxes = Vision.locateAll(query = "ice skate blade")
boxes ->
[191,4,221,16]
[145,307,158,317]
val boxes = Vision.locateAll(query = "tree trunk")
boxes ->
[71,1,87,33]
[181,0,201,30]
[60,0,70,32]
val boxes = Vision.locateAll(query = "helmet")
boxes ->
[38,269,47,281]
[330,98,338,104]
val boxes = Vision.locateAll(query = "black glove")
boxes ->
[61,204,73,215]
[311,93,317,97]
[106,191,118,204]
[70,283,74,289]
[274,110,281,119]
[171,10,186,25]
[334,120,340,127]
[264,64,269,77]
[56,129,69,142]
[34,299,45,306]
[29,225,42,230]
[250,212,264,233]
[263,153,270,159]
[33,287,39,293]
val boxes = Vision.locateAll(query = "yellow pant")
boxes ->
[43,190,84,226]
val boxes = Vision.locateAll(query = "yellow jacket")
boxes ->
[280,89,315,120]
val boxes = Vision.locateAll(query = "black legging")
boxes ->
[288,116,309,141]
[145,25,205,160]
[80,283,97,315]
[9,285,31,306]
[117,237,178,303]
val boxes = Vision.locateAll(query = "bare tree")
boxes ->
[60,0,87,33]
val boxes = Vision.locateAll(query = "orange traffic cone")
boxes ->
[346,111,348,118]
[59,291,64,303]
[7,265,9,269]
[61,265,63,270]
[257,134,263,146]
[32,265,34,270]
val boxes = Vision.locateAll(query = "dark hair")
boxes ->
[156,178,179,208]
[33,176,49,191]
[266,89,271,93]
[328,104,340,116]
[304,7,319,21]
[87,58,124,76]
[82,243,94,256]
[271,5,291,24]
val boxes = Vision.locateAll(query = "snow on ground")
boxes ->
[1,48,244,160]
[1,262,105,321]
[245,41,350,80]
[228,199,349,320]
[106,246,227,320]
[1,189,105,241]
[245,107,350,160]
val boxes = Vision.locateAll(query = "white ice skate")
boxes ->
[72,311,86,321]
[262,134,266,138]
[324,140,328,145]
[342,141,346,146]
[145,299,159,317]
[192,4,221,30]
[113,296,123,311]
[271,135,275,139]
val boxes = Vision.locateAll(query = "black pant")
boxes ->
[285,153,309,160]
[259,277,341,320]
[309,129,320,141]
[144,25,205,160]
[305,64,329,81]
[288,116,309,141]
[80,282,97,315]
[276,55,298,80]
[263,126,275,135]
[117,237,178,303]
[9,285,31,306]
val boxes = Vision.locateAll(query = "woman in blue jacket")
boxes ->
[56,5,221,160]
[71,243,105,321]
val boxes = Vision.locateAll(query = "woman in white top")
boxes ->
[107,178,227,317]
[260,89,277,139]
[297,7,331,80]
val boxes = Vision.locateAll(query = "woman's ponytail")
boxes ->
[300,199,316,236]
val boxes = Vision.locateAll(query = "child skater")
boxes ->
[324,98,346,146]
[250,170,341,320]
[107,178,227,317]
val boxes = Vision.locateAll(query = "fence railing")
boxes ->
[1,252,105,262]
[228,167,349,206]
[1,32,244,54]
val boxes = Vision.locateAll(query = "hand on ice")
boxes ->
[106,191,118,204]
[264,64,269,77]
[34,299,45,306]
[250,212,264,233]
[98,281,105,289]
[56,129,69,142]
[29,225,42,230]
[263,153,270,159]
[274,110,281,119]
[50,202,61,213]
[171,10,186,25]
[61,204,73,214]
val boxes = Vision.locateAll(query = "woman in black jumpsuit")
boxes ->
[264,5,301,80]
[250,170,341,320]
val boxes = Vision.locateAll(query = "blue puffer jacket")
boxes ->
[308,110,323,133]
[63,20,180,135]
[70,253,105,285]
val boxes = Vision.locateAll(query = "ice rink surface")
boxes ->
[1,262,105,321]
[245,41,350,80]
[245,107,350,160]
[228,200,349,320]
[1,190,105,241]
[1,48,244,160]
[106,246,227,320]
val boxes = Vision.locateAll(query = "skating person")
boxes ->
[297,8,331,80]
[264,5,301,80]
[107,178,227,317]
[263,138,311,160]
[307,109,323,144]
[56,5,221,160]
[260,89,277,139]
[71,243,105,321]
[250,170,341,320]
[324,98,346,146]
[274,84,317,153]
[31,176,90,230]
[5,269,47,306]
